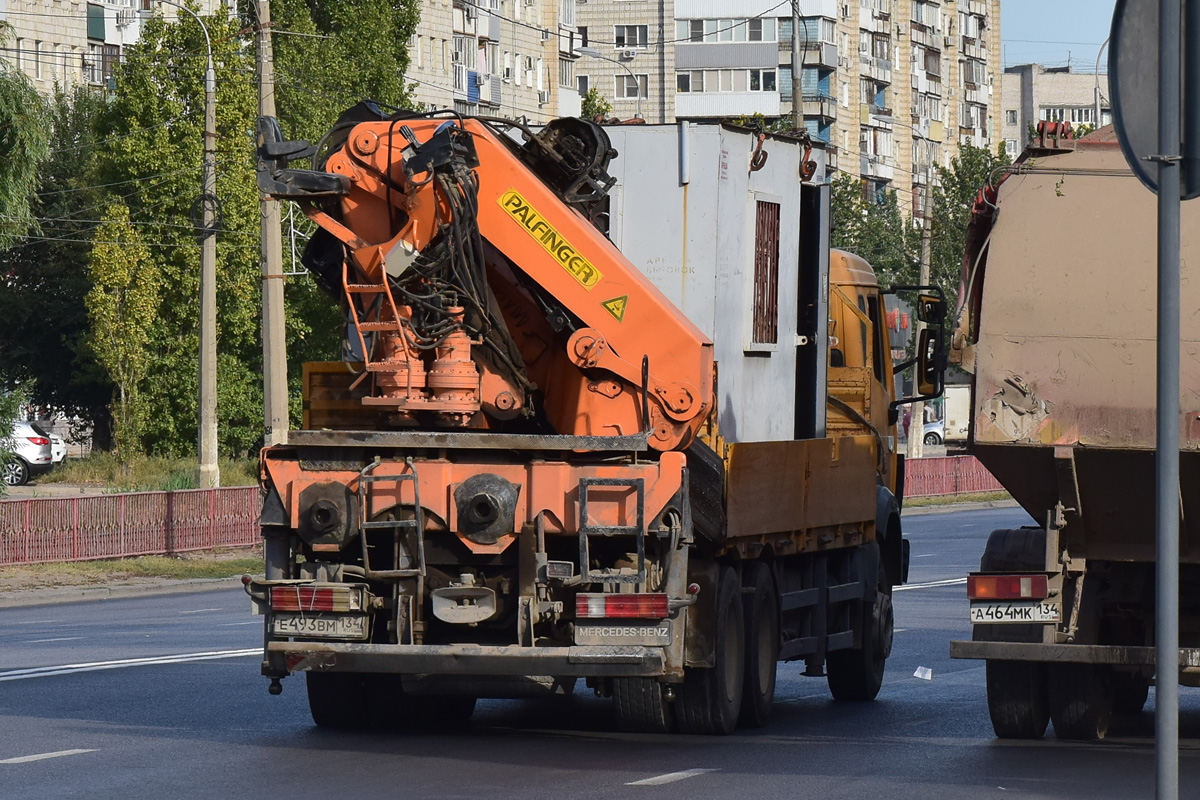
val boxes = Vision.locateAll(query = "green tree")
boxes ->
[581,87,613,119]
[0,36,50,249]
[86,203,159,460]
[830,173,919,287]
[929,141,1011,311]
[0,88,114,444]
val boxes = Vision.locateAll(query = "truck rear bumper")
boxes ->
[951,639,1200,668]
[266,641,665,677]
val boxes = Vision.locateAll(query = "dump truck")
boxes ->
[246,106,945,734]
[949,122,1200,740]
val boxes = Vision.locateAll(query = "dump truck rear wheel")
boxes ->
[613,678,674,733]
[1110,670,1150,715]
[739,561,779,728]
[827,553,891,701]
[306,671,374,728]
[676,566,744,735]
[1048,663,1113,740]
[985,660,1049,738]
[406,694,477,728]
[980,528,1046,572]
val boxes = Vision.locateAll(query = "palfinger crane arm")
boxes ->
[257,107,712,451]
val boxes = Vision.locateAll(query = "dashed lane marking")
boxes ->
[178,608,223,614]
[894,577,968,592]
[627,769,718,786]
[0,749,97,764]
[0,649,258,682]
[26,637,84,644]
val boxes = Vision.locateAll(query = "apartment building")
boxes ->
[1001,63,1110,157]
[575,0,674,123]
[1,0,221,94]
[407,0,582,123]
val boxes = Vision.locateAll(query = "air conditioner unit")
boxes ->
[541,30,552,41]
[465,5,475,20]
[537,90,550,104]
[524,0,536,6]
[944,36,952,48]
[619,49,636,60]
[503,66,513,80]
[475,72,487,86]
[117,8,135,26]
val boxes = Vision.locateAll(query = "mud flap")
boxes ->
[684,560,720,668]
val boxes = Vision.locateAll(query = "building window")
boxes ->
[35,42,46,80]
[750,69,776,92]
[752,200,780,345]
[614,25,648,48]
[748,18,776,41]
[558,57,573,88]
[577,74,588,95]
[616,73,648,98]
[1005,139,1018,156]
[1005,109,1017,124]
[676,70,704,92]
[579,27,588,47]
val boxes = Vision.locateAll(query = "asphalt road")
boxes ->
[0,506,1197,799]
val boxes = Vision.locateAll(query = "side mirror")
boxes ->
[915,327,945,397]
[916,293,946,325]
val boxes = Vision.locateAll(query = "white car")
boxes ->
[4,421,53,486]
[49,432,66,464]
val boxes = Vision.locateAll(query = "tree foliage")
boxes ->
[929,141,1011,311]
[580,87,612,120]
[0,51,50,248]
[829,174,919,287]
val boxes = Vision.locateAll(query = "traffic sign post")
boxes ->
[1110,2,1198,798]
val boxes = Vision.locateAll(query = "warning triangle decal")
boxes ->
[601,295,628,322]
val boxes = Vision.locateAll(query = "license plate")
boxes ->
[271,612,367,640]
[970,601,1061,624]
[574,621,671,646]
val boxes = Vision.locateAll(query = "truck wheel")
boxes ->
[739,561,779,728]
[406,694,477,728]
[827,555,892,701]
[985,660,1049,738]
[1110,670,1150,715]
[980,528,1046,572]
[613,678,674,733]
[1048,663,1113,740]
[306,671,374,728]
[676,566,744,735]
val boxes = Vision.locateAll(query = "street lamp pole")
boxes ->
[577,46,642,120]
[159,0,219,487]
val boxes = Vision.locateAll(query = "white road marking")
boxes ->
[894,577,967,592]
[627,769,718,786]
[178,608,223,615]
[219,622,259,627]
[0,749,96,764]
[914,554,936,558]
[0,649,258,682]
[26,637,84,644]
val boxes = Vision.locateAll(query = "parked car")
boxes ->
[923,418,945,445]
[3,421,53,486]
[48,432,66,464]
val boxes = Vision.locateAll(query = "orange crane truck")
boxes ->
[246,106,945,734]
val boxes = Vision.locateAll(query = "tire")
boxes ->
[980,528,1046,572]
[1110,670,1150,715]
[405,694,477,729]
[3,458,28,487]
[985,660,1050,738]
[739,561,779,728]
[1048,662,1113,740]
[676,565,744,735]
[827,548,893,701]
[924,432,941,445]
[613,677,674,733]
[306,671,375,728]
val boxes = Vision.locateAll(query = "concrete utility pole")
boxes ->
[257,0,289,447]
[791,0,804,131]
[907,185,932,461]
[160,0,219,488]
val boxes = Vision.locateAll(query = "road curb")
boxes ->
[903,499,1021,517]
[0,577,246,609]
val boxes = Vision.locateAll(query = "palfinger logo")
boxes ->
[499,189,603,290]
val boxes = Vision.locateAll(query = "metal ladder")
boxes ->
[357,457,426,579]
[577,477,646,586]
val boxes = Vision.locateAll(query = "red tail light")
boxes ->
[576,593,669,619]
[968,574,1048,601]
[270,585,363,612]
[25,437,49,446]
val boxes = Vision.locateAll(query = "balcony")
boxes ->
[675,91,780,119]
[453,63,468,96]
[860,55,892,84]
[803,94,836,120]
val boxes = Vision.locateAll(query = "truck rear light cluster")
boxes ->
[576,593,668,620]
[270,585,363,612]
[967,574,1049,601]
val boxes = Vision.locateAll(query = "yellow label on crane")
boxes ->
[499,189,603,290]
[601,295,628,322]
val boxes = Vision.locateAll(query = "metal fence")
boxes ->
[0,487,260,566]
[906,455,1004,498]
[0,457,1002,565]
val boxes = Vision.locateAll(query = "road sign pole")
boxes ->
[1154,1,1181,797]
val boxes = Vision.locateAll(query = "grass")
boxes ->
[41,452,259,492]
[0,549,262,592]
[906,490,1013,507]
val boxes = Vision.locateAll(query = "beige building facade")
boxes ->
[408,0,582,123]
[575,0,675,123]
[1001,63,1110,158]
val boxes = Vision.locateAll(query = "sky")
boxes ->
[1000,0,1118,72]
